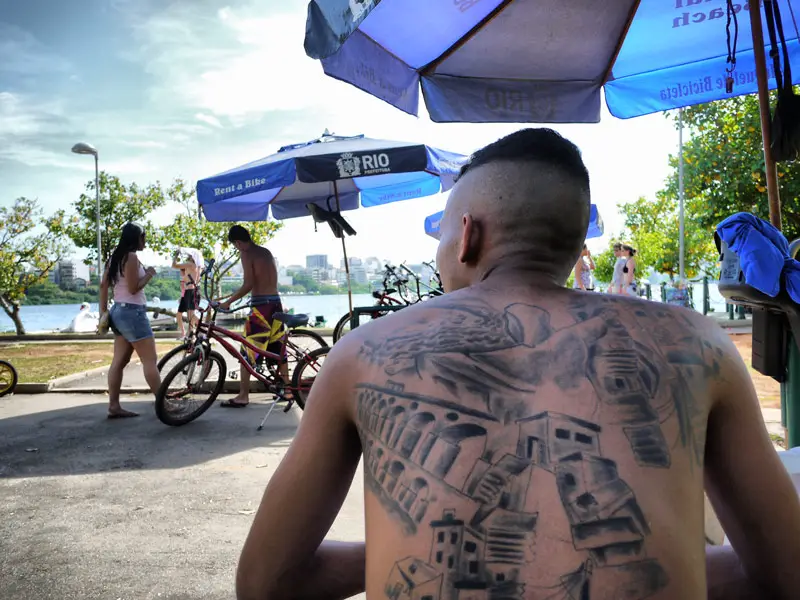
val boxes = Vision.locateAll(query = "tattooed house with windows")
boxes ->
[359,384,667,600]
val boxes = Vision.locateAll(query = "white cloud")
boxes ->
[195,112,223,128]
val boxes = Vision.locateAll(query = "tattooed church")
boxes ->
[358,385,669,600]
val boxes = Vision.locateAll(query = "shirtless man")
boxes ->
[172,249,200,339]
[236,129,800,599]
[219,225,288,407]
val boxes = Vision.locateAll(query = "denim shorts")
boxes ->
[110,303,153,343]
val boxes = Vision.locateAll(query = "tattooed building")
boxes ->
[359,384,667,600]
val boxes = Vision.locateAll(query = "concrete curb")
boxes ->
[48,362,121,387]
[13,383,52,394]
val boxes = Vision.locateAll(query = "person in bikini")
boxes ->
[235,129,800,600]
[219,225,290,407]
[172,249,201,339]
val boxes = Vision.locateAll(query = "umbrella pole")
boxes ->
[749,0,782,229]
[678,108,685,283]
[333,181,354,315]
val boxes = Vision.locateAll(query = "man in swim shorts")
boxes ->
[219,225,287,407]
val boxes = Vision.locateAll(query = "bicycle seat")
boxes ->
[274,312,310,328]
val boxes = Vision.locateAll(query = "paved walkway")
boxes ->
[0,392,365,600]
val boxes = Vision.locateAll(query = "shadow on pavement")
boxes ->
[0,394,300,479]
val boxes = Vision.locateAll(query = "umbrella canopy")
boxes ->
[424,204,605,240]
[197,133,466,221]
[304,0,800,122]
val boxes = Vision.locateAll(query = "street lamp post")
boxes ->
[71,143,102,280]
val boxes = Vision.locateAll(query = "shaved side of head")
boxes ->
[441,129,590,286]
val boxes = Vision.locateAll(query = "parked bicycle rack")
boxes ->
[715,233,800,448]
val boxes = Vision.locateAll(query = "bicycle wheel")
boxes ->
[332,310,389,343]
[157,342,194,374]
[0,360,18,397]
[155,350,226,426]
[290,347,330,410]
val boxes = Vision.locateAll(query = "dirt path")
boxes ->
[730,333,781,409]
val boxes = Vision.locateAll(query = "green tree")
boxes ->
[0,198,70,334]
[620,195,717,280]
[60,172,170,268]
[149,180,283,298]
[664,95,800,240]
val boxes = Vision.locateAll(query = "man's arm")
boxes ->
[237,340,364,600]
[221,254,253,307]
[704,329,800,599]
[706,545,772,600]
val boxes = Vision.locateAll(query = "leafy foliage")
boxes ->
[59,172,170,268]
[148,180,283,298]
[663,95,800,241]
[620,195,717,280]
[592,242,619,284]
[0,198,70,334]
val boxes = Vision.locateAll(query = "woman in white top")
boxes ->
[609,242,626,294]
[99,222,160,419]
[572,244,595,291]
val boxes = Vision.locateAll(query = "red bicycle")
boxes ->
[154,260,329,428]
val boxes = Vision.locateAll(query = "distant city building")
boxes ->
[349,265,368,285]
[156,266,182,280]
[341,256,363,269]
[52,260,91,289]
[306,254,329,270]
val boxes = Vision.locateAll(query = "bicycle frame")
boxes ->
[183,261,319,390]
[194,312,311,390]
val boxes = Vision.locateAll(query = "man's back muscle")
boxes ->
[352,287,722,599]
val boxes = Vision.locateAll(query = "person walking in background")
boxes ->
[172,248,201,339]
[609,242,626,293]
[622,243,639,297]
[572,244,595,291]
[99,222,161,419]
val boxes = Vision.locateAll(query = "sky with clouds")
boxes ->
[0,0,681,268]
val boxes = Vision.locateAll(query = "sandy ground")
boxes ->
[730,334,782,408]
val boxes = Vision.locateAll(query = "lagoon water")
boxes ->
[1,285,731,333]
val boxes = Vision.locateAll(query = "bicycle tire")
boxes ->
[290,346,330,410]
[0,360,18,398]
[287,328,328,349]
[157,342,192,372]
[155,350,226,426]
[332,311,389,343]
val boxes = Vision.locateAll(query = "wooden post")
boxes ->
[749,0,782,229]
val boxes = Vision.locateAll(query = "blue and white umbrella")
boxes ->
[197,133,466,220]
[424,204,604,240]
[304,0,800,123]
[196,132,466,309]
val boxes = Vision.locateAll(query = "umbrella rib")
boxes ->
[419,0,516,76]
[602,0,643,84]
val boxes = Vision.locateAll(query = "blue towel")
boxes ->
[716,212,800,303]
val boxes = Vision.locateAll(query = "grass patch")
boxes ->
[0,342,179,383]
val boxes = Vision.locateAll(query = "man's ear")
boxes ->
[457,213,482,264]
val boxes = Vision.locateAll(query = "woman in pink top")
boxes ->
[99,222,161,419]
